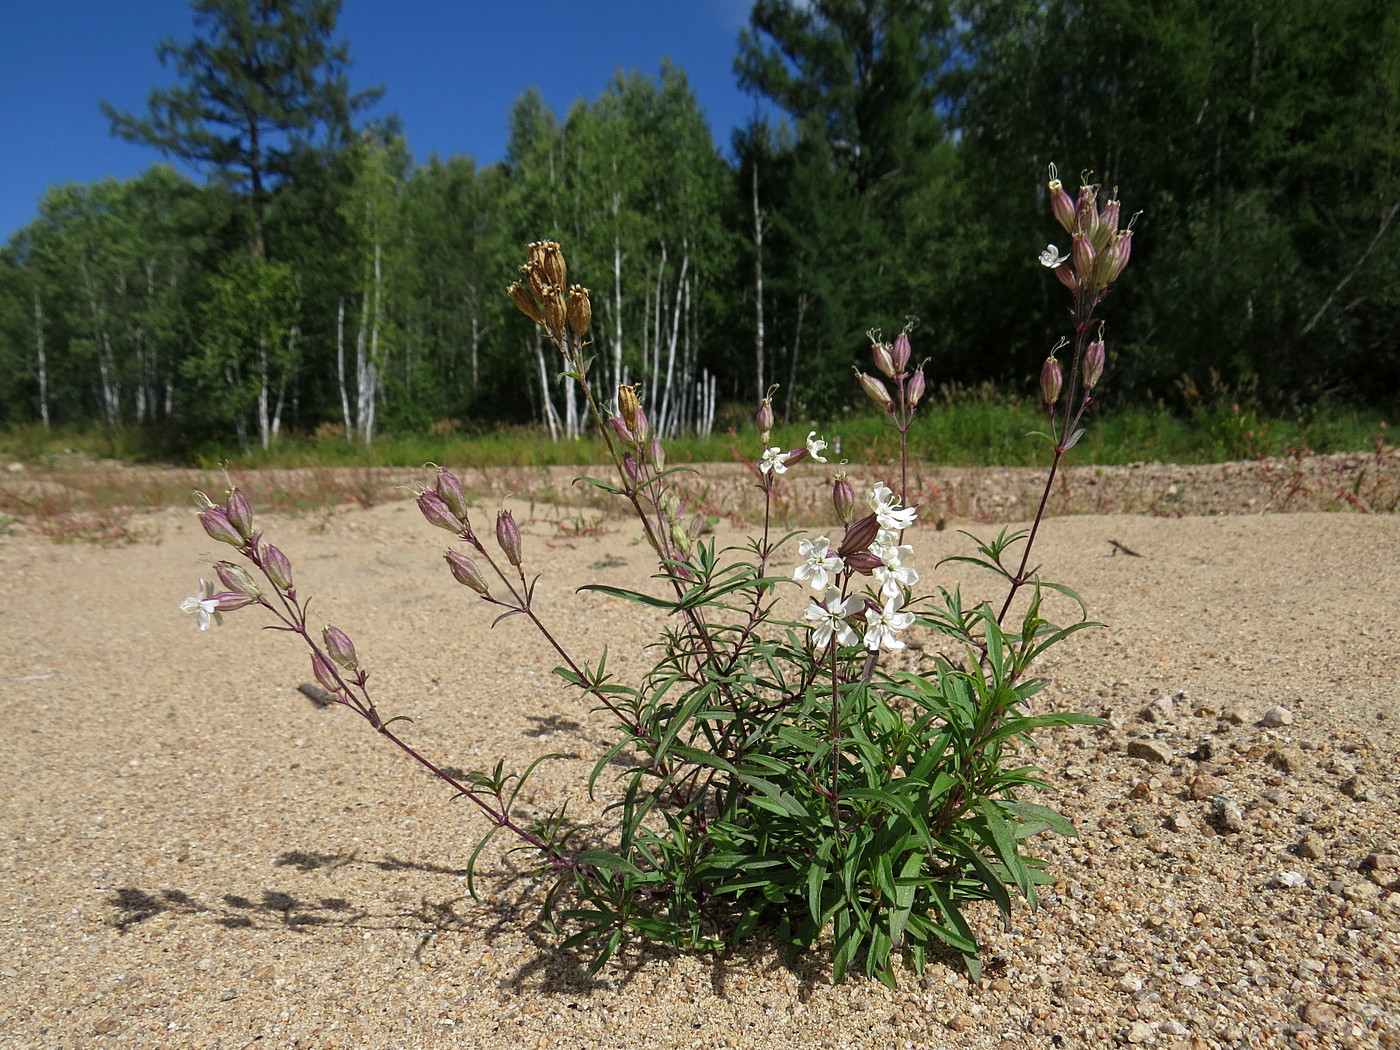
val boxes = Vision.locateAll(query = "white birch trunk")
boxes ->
[32,289,50,430]
[752,163,766,402]
[336,298,352,439]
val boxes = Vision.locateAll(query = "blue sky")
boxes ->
[1,0,774,243]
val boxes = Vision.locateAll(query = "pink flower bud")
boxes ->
[906,368,926,408]
[1049,175,1076,232]
[631,405,651,446]
[1054,262,1079,291]
[417,490,463,534]
[1099,195,1121,234]
[1071,231,1096,281]
[1083,338,1106,390]
[891,332,911,373]
[855,371,894,411]
[608,414,636,447]
[225,488,254,541]
[322,625,357,669]
[755,400,774,443]
[1105,229,1133,282]
[647,436,665,472]
[837,512,881,558]
[262,545,293,591]
[843,551,883,575]
[435,468,470,522]
[1040,357,1063,406]
[312,651,342,692]
[444,549,489,595]
[872,341,896,378]
[832,474,856,525]
[496,510,522,566]
[622,452,644,487]
[215,560,261,597]
[212,591,257,611]
[199,507,244,547]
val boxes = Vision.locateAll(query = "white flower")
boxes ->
[1039,243,1070,268]
[793,535,843,593]
[759,446,788,475]
[863,595,915,651]
[805,431,829,463]
[873,561,920,600]
[803,589,860,648]
[868,483,917,531]
[870,538,914,567]
[180,579,222,631]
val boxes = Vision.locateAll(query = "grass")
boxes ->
[0,396,1389,472]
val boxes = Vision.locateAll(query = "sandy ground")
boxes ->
[0,462,1397,1049]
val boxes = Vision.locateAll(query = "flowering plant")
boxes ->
[185,169,1133,985]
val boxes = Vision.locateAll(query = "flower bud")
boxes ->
[608,414,636,447]
[833,474,856,525]
[496,509,522,566]
[1074,183,1098,234]
[872,341,896,378]
[622,453,644,487]
[215,560,261,597]
[1104,229,1133,282]
[843,550,883,575]
[225,488,254,541]
[445,549,489,595]
[311,651,342,692]
[262,544,293,591]
[1054,262,1079,291]
[646,436,665,472]
[1099,195,1121,236]
[891,331,911,374]
[1048,172,1076,232]
[837,512,881,558]
[1071,231,1096,281]
[906,368,926,408]
[855,371,894,411]
[1040,357,1063,406]
[1083,338,1106,390]
[567,285,591,337]
[435,468,470,522]
[631,405,651,446]
[755,400,774,444]
[199,507,244,547]
[212,591,257,611]
[508,281,545,325]
[322,625,358,669]
[417,490,463,534]
[669,521,692,555]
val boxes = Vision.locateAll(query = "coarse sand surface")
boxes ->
[1,460,1397,1049]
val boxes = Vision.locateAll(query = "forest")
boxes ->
[1,0,1396,454]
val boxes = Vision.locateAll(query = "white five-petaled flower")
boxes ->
[180,579,222,631]
[759,446,788,475]
[869,483,918,531]
[1039,243,1070,268]
[805,431,829,463]
[873,558,920,600]
[803,588,861,649]
[793,535,843,593]
[864,595,915,651]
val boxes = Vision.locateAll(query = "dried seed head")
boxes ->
[540,285,567,332]
[496,509,523,566]
[508,281,545,325]
[444,549,489,595]
[322,625,358,669]
[567,285,591,337]
[530,240,567,291]
[618,383,642,434]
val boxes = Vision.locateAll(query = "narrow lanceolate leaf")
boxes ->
[976,798,1034,900]
[576,583,678,610]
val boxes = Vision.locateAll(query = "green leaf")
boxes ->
[576,583,677,610]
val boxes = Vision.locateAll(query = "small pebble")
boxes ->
[1127,739,1175,764]
[1260,705,1294,727]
